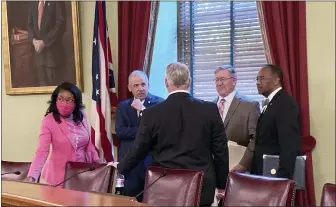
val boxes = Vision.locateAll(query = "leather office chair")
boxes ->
[321,183,336,206]
[1,160,34,181]
[219,172,296,206]
[63,162,115,193]
[142,166,204,206]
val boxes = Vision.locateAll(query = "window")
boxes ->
[178,1,266,103]
[149,2,177,98]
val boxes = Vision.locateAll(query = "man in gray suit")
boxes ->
[215,65,260,172]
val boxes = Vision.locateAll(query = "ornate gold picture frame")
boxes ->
[2,1,82,95]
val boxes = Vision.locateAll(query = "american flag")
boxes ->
[91,1,118,162]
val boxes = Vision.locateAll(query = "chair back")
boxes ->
[321,183,336,206]
[142,166,204,206]
[220,172,296,206]
[2,160,33,181]
[63,162,114,193]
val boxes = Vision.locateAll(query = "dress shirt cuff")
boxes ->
[137,107,146,117]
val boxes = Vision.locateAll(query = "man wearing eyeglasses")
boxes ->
[214,65,260,173]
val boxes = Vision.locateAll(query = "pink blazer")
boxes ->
[27,111,99,186]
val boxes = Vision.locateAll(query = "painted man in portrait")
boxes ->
[28,1,66,86]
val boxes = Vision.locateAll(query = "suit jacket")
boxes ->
[251,89,301,179]
[28,1,66,68]
[117,92,229,205]
[115,93,164,162]
[215,93,260,170]
[27,111,99,186]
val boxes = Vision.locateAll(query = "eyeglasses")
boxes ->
[215,77,233,84]
[57,97,74,104]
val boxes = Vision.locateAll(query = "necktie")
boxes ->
[218,98,225,118]
[262,98,270,107]
[38,1,45,30]
[262,98,269,113]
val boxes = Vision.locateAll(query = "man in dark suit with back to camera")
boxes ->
[251,64,301,179]
[114,62,229,206]
[28,1,66,86]
[115,70,164,201]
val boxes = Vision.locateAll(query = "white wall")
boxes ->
[306,2,335,203]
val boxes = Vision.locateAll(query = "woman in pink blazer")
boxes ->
[26,82,100,186]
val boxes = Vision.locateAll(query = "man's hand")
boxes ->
[33,39,38,51]
[216,188,225,202]
[32,38,37,46]
[131,99,145,112]
[230,164,247,173]
[107,161,119,168]
[35,40,45,53]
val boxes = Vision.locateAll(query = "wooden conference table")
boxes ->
[2,180,151,206]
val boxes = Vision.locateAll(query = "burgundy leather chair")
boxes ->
[321,183,336,206]
[1,160,35,181]
[142,166,204,206]
[219,172,296,206]
[63,162,115,193]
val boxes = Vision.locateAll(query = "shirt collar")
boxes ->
[168,90,189,96]
[134,97,145,104]
[218,90,236,102]
[267,87,282,102]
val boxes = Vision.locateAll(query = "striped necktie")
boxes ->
[262,98,269,113]
[218,98,225,118]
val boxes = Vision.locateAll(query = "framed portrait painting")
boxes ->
[2,1,82,95]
